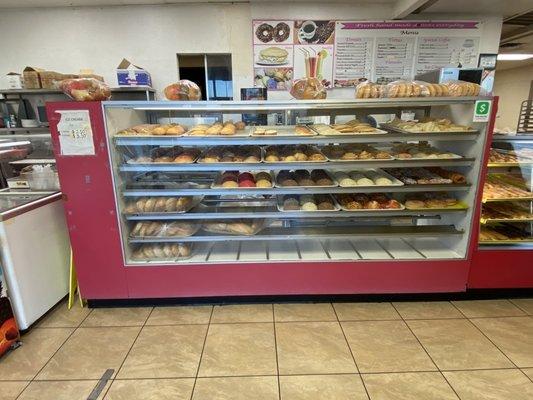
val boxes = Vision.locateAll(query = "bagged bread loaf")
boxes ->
[384,80,428,98]
[164,80,202,100]
[289,77,327,100]
[58,78,111,101]
[354,81,384,99]
[441,80,481,97]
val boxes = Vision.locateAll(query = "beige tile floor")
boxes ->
[1,298,532,400]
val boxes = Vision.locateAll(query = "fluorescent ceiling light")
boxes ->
[497,53,533,61]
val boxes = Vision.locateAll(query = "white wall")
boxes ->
[493,64,533,129]
[0,3,502,99]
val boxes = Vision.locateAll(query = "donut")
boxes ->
[274,22,290,42]
[256,23,274,43]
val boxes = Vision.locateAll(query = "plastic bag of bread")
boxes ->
[355,81,384,99]
[57,78,111,101]
[164,80,202,101]
[441,80,482,97]
[384,80,428,98]
[415,81,449,97]
[289,77,327,100]
[131,243,192,260]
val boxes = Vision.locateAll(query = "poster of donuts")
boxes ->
[294,20,336,45]
[253,20,294,45]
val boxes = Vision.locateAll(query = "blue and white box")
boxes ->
[116,59,152,87]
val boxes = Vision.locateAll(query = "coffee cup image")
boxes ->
[299,21,317,41]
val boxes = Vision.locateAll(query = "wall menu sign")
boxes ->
[252,20,481,89]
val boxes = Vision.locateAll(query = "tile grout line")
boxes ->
[15,304,95,400]
[449,302,533,382]
[389,302,463,400]
[99,306,155,399]
[332,302,371,400]
[449,302,524,368]
[508,299,532,316]
[272,304,282,400]
[189,305,214,400]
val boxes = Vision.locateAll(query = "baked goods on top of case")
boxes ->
[385,168,466,185]
[483,174,533,200]
[385,80,427,98]
[279,194,337,211]
[124,196,195,213]
[384,117,473,133]
[264,145,327,162]
[334,170,399,187]
[404,193,460,209]
[290,77,327,100]
[199,146,262,163]
[202,219,265,235]
[187,121,246,136]
[117,123,187,136]
[321,144,392,161]
[355,81,385,99]
[130,221,199,237]
[441,80,481,97]
[132,243,192,260]
[126,146,200,164]
[212,171,273,188]
[58,78,111,101]
[335,193,402,210]
[276,169,335,187]
[164,80,202,101]
[390,143,460,159]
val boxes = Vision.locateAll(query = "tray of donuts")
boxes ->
[275,169,337,188]
[277,194,339,212]
[211,171,274,189]
[198,146,263,164]
[130,220,201,239]
[185,121,249,136]
[321,144,393,161]
[264,145,328,163]
[131,243,193,262]
[403,193,467,210]
[334,193,404,212]
[125,146,201,164]
[123,196,203,215]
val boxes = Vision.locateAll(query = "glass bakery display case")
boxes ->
[479,134,533,248]
[103,99,490,266]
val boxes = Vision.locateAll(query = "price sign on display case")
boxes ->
[56,110,95,156]
[473,100,491,122]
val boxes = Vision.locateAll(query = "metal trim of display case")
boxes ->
[124,208,467,220]
[114,131,480,145]
[119,158,476,172]
[121,183,471,197]
[103,97,490,112]
[0,191,62,221]
[128,225,463,243]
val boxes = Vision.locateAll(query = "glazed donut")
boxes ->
[256,23,274,43]
[274,22,290,42]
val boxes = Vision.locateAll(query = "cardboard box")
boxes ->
[5,72,23,89]
[23,66,44,89]
[116,58,152,87]
[40,71,67,89]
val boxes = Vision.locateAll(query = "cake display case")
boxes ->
[47,98,493,300]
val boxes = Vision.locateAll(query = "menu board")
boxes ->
[252,20,481,90]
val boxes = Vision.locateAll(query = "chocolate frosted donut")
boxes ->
[274,22,290,42]
[256,23,274,43]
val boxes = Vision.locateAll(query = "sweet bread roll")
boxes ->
[145,222,162,236]
[152,244,165,258]
[152,126,167,135]
[131,222,144,236]
[176,197,192,211]
[206,123,223,135]
[144,198,156,212]
[165,198,177,212]
[163,243,174,258]
[154,198,166,212]
[166,125,185,135]
[165,222,196,236]
[220,123,236,135]
[142,245,155,258]
[235,121,245,130]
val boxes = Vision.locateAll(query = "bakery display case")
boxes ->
[104,100,488,267]
[48,98,493,299]
[469,127,533,289]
